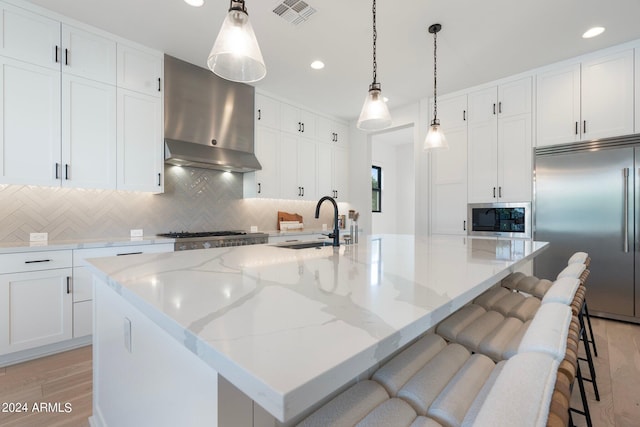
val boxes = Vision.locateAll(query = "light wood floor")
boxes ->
[571,316,640,427]
[0,318,638,427]
[0,345,92,427]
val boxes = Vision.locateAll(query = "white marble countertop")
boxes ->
[0,236,175,254]
[86,234,548,423]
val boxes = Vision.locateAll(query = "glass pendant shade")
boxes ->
[207,2,266,83]
[424,119,448,150]
[357,83,392,131]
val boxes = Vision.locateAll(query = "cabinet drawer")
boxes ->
[73,243,173,266]
[0,250,72,274]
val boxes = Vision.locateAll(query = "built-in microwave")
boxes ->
[467,202,531,239]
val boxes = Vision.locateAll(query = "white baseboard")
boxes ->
[0,335,92,367]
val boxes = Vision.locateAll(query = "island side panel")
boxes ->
[91,277,219,427]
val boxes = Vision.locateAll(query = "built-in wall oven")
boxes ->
[467,202,531,239]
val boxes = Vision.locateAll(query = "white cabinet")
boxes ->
[536,49,634,147]
[468,77,532,203]
[62,24,116,84]
[117,43,163,97]
[255,93,280,129]
[62,74,116,189]
[0,250,73,355]
[317,116,348,145]
[117,88,164,192]
[317,143,349,200]
[280,103,317,138]
[0,56,61,186]
[581,49,634,140]
[71,242,174,338]
[431,94,468,235]
[248,93,349,202]
[280,134,317,200]
[244,126,280,198]
[536,64,581,146]
[0,2,60,70]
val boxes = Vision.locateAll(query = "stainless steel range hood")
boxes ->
[164,55,261,172]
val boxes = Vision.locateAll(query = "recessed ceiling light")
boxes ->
[310,60,325,70]
[582,26,605,39]
[184,0,204,7]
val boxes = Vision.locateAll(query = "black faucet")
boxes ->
[315,196,340,247]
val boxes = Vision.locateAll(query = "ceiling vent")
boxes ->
[272,0,316,25]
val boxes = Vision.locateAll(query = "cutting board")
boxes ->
[277,211,303,230]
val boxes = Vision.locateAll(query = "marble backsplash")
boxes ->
[0,165,347,242]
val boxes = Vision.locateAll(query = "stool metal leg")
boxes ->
[583,299,598,357]
[572,363,594,427]
[578,307,600,401]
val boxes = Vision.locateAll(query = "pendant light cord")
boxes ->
[432,28,438,122]
[372,0,377,85]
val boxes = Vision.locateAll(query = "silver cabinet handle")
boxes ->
[498,186,502,198]
[624,168,629,252]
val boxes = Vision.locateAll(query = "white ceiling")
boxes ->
[24,0,640,122]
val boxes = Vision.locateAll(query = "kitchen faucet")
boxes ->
[315,196,340,247]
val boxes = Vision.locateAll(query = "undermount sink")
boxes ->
[272,241,334,249]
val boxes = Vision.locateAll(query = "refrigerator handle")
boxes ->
[624,167,629,253]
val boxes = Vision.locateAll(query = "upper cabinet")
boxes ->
[468,76,532,203]
[536,49,634,147]
[0,2,60,70]
[280,103,317,138]
[117,43,163,97]
[0,0,163,192]
[247,93,350,202]
[255,93,280,129]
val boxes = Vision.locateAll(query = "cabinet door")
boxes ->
[255,93,280,129]
[298,140,317,200]
[581,49,634,140]
[280,103,316,137]
[62,24,116,84]
[536,64,581,146]
[0,268,73,355]
[117,88,163,192]
[497,76,531,117]
[62,74,116,189]
[73,300,92,338]
[117,43,163,97]
[0,3,60,70]
[279,133,300,199]
[467,87,498,203]
[317,143,334,197]
[431,125,468,235]
[436,93,468,129]
[0,57,61,186]
[253,126,280,198]
[334,147,349,201]
[497,113,532,202]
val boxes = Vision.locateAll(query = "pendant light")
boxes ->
[207,0,266,83]
[424,23,447,150]
[357,0,392,131]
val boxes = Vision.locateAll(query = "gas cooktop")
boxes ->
[157,231,247,239]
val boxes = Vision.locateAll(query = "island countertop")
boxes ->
[86,234,548,423]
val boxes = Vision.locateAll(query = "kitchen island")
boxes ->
[86,234,548,427]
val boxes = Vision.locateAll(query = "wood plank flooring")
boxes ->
[0,318,638,427]
[571,317,640,427]
[0,345,92,427]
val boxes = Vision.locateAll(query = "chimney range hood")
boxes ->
[163,55,261,173]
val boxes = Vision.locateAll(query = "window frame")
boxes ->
[372,165,382,213]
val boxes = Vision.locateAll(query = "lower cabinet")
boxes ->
[0,251,73,356]
[72,243,174,338]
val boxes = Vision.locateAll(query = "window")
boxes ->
[372,165,381,212]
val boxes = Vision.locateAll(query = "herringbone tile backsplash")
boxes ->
[0,166,345,242]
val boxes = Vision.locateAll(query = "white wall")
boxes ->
[371,132,415,235]
[348,101,428,237]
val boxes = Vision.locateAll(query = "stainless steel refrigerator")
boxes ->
[534,135,640,323]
